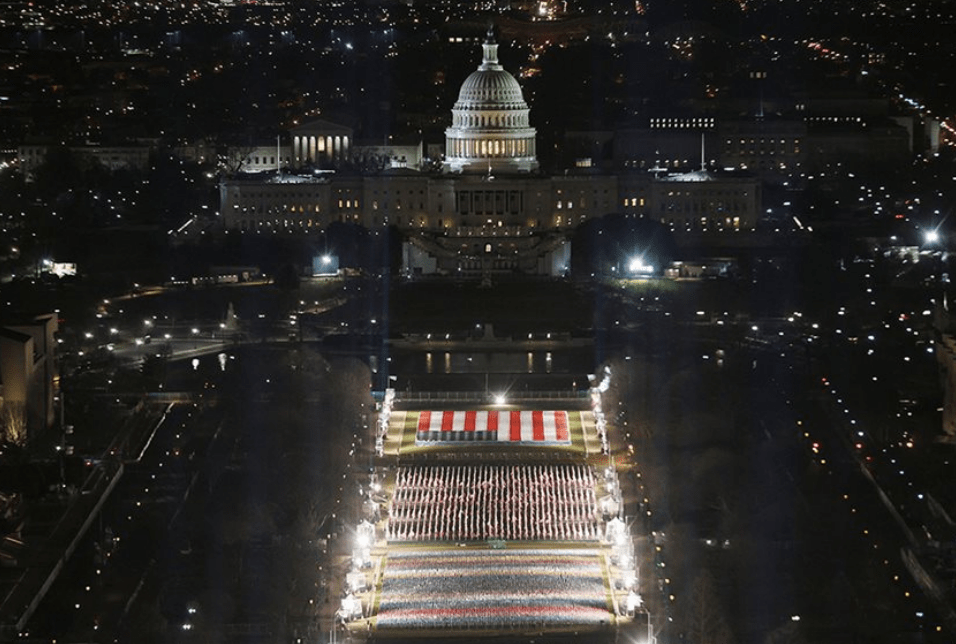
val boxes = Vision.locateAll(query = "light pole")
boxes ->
[924,227,946,286]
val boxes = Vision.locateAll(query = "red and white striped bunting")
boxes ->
[415,411,570,444]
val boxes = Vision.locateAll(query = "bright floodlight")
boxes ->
[494,393,507,405]
[627,257,654,274]
[626,591,642,612]
[925,229,940,244]
[322,254,332,264]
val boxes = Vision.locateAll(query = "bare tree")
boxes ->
[764,621,808,644]
[0,402,27,447]
[222,144,257,175]
[682,569,735,644]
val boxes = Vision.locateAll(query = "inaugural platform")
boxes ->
[414,410,571,444]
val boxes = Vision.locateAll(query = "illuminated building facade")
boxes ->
[442,28,538,174]
[218,34,763,276]
[0,314,58,436]
[290,119,353,167]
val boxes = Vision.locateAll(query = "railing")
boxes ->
[372,616,613,632]
[395,390,586,402]
[398,451,582,465]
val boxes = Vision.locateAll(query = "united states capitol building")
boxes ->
[220,30,763,276]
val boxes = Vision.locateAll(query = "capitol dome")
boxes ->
[443,28,538,173]
[456,67,526,106]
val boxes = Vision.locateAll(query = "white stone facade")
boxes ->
[290,119,353,167]
[443,30,538,174]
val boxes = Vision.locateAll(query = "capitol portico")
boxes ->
[290,119,352,167]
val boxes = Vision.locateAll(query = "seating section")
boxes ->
[377,548,611,630]
[386,464,601,542]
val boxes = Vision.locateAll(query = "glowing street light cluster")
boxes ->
[627,256,655,275]
[337,520,377,626]
[375,387,394,456]
[590,365,612,455]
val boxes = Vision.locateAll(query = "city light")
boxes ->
[4,3,953,641]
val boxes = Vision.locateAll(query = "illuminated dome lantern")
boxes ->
[443,28,538,174]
